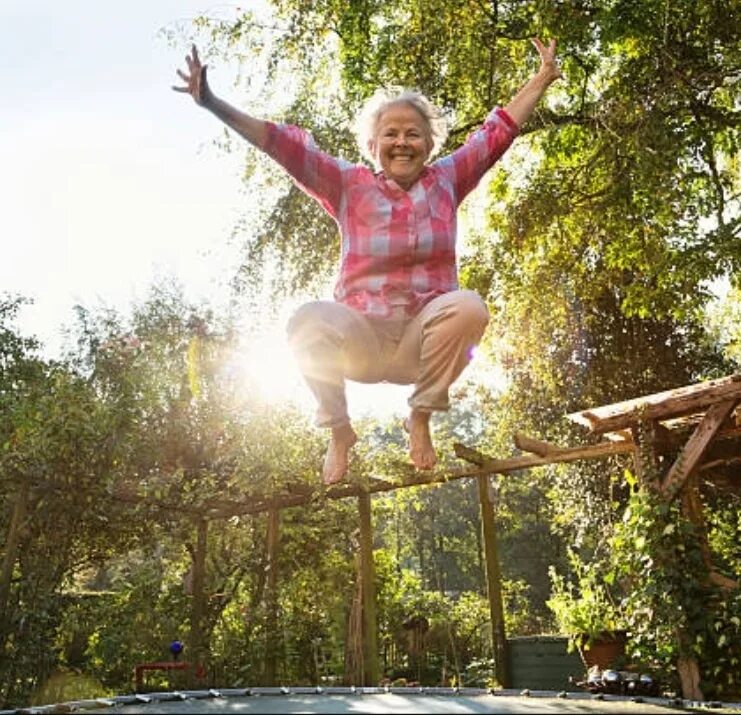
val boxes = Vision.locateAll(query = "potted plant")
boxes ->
[547,560,627,670]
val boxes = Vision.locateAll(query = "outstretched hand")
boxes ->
[531,37,562,83]
[172,44,213,106]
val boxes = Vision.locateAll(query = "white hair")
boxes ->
[353,88,449,168]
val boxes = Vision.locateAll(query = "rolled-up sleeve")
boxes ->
[434,107,520,204]
[261,122,346,217]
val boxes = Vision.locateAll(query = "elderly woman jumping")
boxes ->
[174,39,561,485]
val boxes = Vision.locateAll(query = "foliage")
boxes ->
[547,549,623,652]
[0,295,151,706]
[609,473,740,698]
[188,0,738,325]
[184,6,738,695]
[706,284,741,367]
[374,549,495,686]
[69,547,191,690]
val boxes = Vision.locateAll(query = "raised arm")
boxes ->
[173,45,268,148]
[173,44,347,216]
[504,38,562,128]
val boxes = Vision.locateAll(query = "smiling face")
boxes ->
[370,102,433,190]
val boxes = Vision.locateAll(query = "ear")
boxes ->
[367,138,377,158]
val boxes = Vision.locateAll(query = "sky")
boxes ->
[2,0,246,347]
[0,0,415,418]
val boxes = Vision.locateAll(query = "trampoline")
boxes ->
[3,686,734,715]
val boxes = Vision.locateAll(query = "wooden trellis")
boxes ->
[104,425,639,688]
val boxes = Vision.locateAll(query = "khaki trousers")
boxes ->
[286,290,489,428]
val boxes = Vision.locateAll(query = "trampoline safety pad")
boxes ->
[3,687,737,715]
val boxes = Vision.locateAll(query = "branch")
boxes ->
[448,109,597,142]
[690,102,729,229]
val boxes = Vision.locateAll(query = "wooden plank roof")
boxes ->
[567,373,741,435]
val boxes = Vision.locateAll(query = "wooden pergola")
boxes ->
[125,375,739,695]
[20,374,735,697]
[106,421,639,690]
[567,374,741,502]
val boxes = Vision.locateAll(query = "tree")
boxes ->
[0,296,146,706]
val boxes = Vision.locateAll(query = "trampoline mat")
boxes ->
[4,687,717,715]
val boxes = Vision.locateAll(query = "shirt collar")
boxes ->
[377,166,430,192]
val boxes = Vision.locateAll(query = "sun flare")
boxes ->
[231,325,310,409]
[227,321,412,422]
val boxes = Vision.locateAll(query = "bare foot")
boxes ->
[323,423,358,485]
[405,410,437,470]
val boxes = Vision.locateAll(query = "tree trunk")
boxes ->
[677,654,704,701]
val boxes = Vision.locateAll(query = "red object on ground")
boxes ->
[134,661,206,691]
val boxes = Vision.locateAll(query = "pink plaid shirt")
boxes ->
[261,107,519,317]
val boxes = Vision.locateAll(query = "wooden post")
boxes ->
[357,490,379,686]
[661,399,736,499]
[477,474,510,688]
[189,517,208,687]
[0,480,29,623]
[263,507,280,685]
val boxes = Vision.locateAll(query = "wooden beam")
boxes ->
[513,432,561,457]
[205,439,636,519]
[709,571,740,590]
[199,439,637,520]
[660,400,738,500]
[698,455,741,473]
[477,475,509,687]
[262,508,280,685]
[633,420,741,454]
[603,429,634,443]
[568,374,741,434]
[681,472,713,569]
[188,517,208,686]
[357,490,379,686]
[105,436,638,523]
[453,439,635,475]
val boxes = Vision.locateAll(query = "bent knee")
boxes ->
[286,301,331,339]
[455,291,490,332]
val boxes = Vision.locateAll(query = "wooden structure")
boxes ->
[567,373,741,701]
[89,375,740,698]
[567,373,741,501]
[105,434,637,690]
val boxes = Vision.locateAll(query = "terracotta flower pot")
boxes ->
[578,631,627,670]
